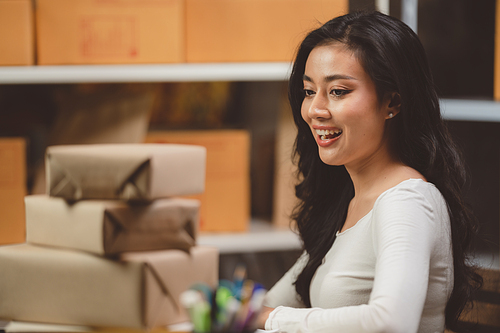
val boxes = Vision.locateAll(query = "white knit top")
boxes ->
[264,179,454,333]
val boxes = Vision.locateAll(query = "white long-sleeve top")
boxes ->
[264,179,454,333]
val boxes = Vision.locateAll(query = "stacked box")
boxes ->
[0,143,219,329]
[36,0,185,65]
[0,0,34,66]
[186,0,349,62]
[0,138,26,245]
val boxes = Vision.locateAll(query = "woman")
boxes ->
[257,11,481,333]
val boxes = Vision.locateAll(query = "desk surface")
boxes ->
[197,220,301,254]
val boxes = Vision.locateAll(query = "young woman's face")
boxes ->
[301,43,392,169]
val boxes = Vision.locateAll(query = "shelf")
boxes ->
[0,62,292,84]
[440,99,500,122]
[197,220,302,254]
[2,64,500,123]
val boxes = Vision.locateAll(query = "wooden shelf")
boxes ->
[0,62,292,84]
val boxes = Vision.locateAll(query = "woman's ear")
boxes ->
[386,92,401,119]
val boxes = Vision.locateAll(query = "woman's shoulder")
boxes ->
[374,178,447,213]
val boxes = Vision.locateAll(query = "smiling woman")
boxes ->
[256,11,482,333]
[301,43,394,169]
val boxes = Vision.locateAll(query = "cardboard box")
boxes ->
[145,131,250,232]
[495,0,500,100]
[0,0,34,65]
[186,0,348,62]
[36,0,184,65]
[273,103,299,229]
[0,138,26,245]
[26,195,200,255]
[31,84,156,196]
[0,244,219,329]
[45,144,206,201]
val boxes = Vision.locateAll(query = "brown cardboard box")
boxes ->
[31,84,156,196]
[186,0,348,63]
[495,0,500,100]
[145,131,250,232]
[36,0,184,65]
[0,244,219,329]
[273,103,299,229]
[45,144,206,201]
[0,0,34,65]
[0,138,26,245]
[25,195,200,255]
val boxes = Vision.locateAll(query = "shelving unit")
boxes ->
[1,63,499,122]
[2,63,499,254]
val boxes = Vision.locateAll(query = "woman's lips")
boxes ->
[314,128,342,147]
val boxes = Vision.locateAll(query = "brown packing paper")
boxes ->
[25,195,199,255]
[0,244,219,329]
[45,144,206,201]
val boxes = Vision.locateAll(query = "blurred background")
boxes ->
[1,0,499,289]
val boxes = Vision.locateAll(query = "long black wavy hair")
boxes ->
[289,11,482,332]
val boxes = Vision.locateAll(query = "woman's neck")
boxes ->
[345,148,410,199]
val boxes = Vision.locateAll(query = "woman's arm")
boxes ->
[264,187,443,333]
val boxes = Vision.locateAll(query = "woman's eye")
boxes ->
[304,89,315,96]
[331,89,348,97]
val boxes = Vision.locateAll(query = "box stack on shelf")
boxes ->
[0,144,219,329]
[0,0,348,66]
[36,0,185,65]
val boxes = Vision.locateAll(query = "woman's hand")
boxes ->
[255,306,275,329]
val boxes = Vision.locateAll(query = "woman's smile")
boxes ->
[313,125,343,147]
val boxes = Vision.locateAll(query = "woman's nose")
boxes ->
[308,94,331,120]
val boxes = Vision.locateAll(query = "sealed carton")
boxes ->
[36,0,184,65]
[0,138,26,245]
[186,0,348,62]
[145,130,250,232]
[25,195,200,255]
[0,0,34,65]
[273,104,299,229]
[45,144,206,201]
[495,0,500,100]
[0,244,218,329]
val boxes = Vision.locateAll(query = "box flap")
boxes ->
[103,199,199,254]
[45,144,206,201]
[122,246,219,328]
[47,149,150,200]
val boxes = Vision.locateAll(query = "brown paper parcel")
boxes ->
[45,144,206,201]
[25,195,200,255]
[0,244,219,329]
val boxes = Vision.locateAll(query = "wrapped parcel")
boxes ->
[0,244,218,329]
[25,195,199,255]
[45,144,206,201]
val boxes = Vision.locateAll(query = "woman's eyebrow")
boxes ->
[303,74,357,82]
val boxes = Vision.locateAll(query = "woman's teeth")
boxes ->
[315,129,342,140]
